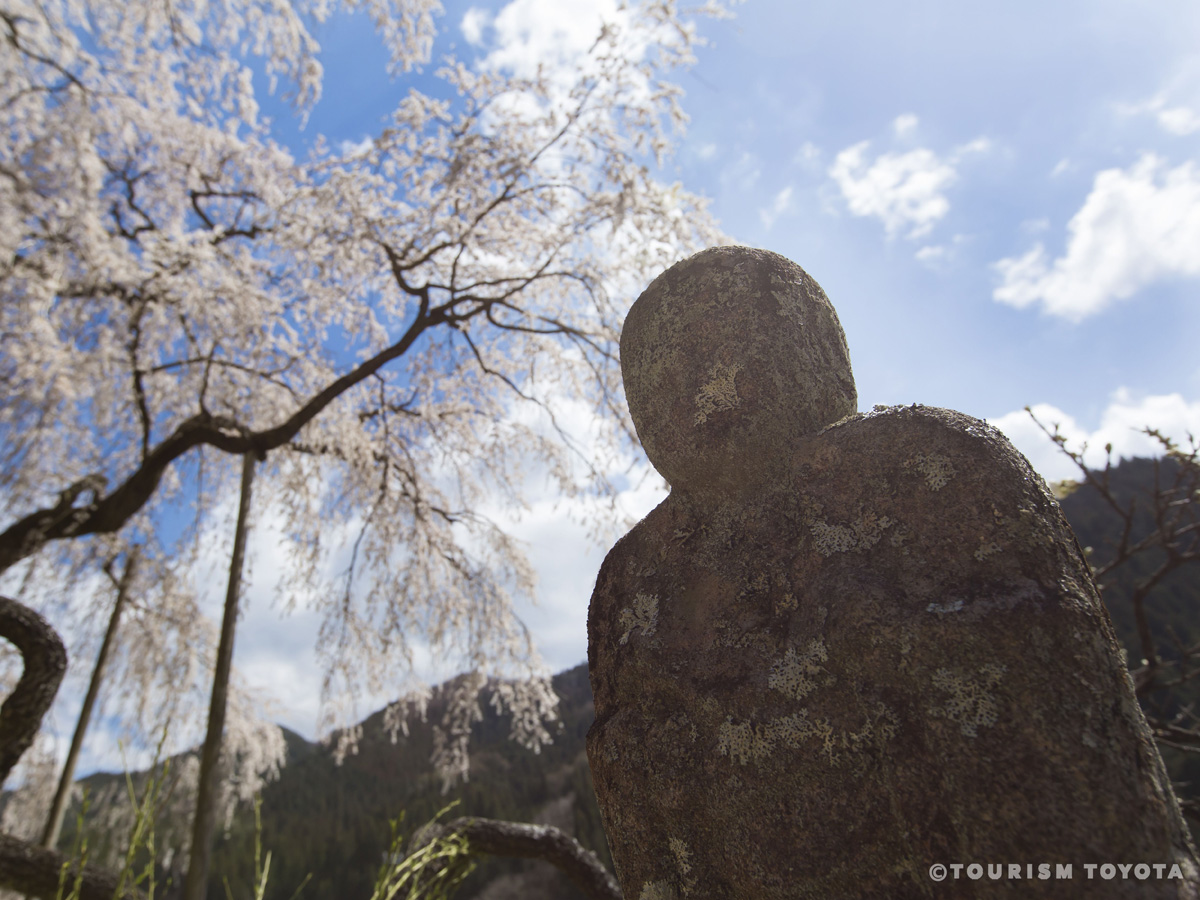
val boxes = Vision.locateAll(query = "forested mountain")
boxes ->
[46,663,611,900]
[1053,455,1200,821]
[1057,456,1196,661]
[204,663,612,900]
[12,455,1198,899]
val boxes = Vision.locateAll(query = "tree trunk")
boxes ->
[182,452,256,900]
[40,547,139,850]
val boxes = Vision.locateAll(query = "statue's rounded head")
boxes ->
[620,246,857,495]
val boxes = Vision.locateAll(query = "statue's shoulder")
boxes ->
[811,403,1051,500]
[592,492,692,591]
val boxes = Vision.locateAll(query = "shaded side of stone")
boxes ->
[587,406,1200,900]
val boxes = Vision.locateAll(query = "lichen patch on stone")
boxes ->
[773,591,799,615]
[905,452,956,491]
[639,881,679,900]
[808,511,895,557]
[930,664,1006,737]
[841,702,900,751]
[618,592,659,645]
[718,700,893,769]
[974,539,1003,561]
[889,523,912,550]
[769,639,829,700]
[669,837,696,892]
[809,520,855,555]
[693,361,742,425]
[717,716,776,766]
[771,709,827,750]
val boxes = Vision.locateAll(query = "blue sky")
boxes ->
[33,0,1200,773]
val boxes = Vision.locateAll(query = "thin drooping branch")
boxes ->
[0,595,67,788]
[416,817,622,900]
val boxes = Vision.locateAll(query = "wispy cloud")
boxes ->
[992,154,1200,320]
[892,113,919,138]
[759,185,794,230]
[1118,93,1200,136]
[914,244,947,266]
[793,141,821,170]
[721,151,761,191]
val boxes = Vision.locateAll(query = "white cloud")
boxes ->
[759,185,794,230]
[988,389,1200,484]
[696,142,718,161]
[461,7,492,46]
[828,124,992,239]
[893,113,919,138]
[828,141,956,238]
[482,0,627,80]
[337,136,373,159]
[993,154,1200,320]
[1050,158,1071,178]
[466,0,667,147]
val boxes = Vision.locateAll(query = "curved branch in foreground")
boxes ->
[0,598,131,899]
[419,817,622,900]
[0,833,145,900]
[0,595,67,788]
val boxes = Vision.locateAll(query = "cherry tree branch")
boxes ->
[0,308,436,574]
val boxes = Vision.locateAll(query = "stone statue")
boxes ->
[586,246,1200,899]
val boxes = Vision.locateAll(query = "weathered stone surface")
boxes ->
[586,246,1200,899]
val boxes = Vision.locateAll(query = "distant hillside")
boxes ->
[201,663,611,900]
[1056,456,1196,660]
[1054,455,1200,823]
